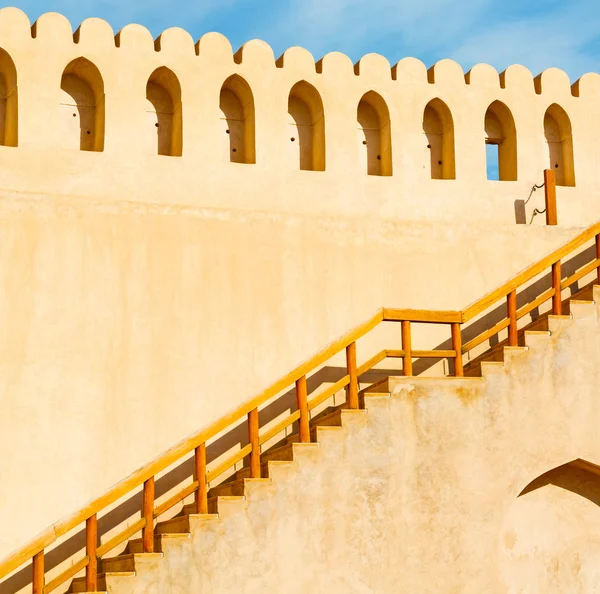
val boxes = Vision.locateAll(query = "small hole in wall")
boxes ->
[232,148,237,153]
[438,160,443,165]
[377,155,381,160]
[291,137,296,142]
[72,113,77,118]
[427,144,431,149]
[555,163,559,168]
[226,129,230,134]
[155,123,159,128]
[363,141,367,145]
[86,131,91,135]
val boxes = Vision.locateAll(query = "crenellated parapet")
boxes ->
[0,7,598,226]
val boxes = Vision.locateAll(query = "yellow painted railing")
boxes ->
[2,200,600,594]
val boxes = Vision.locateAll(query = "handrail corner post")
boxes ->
[85,514,98,592]
[401,321,413,377]
[296,375,310,442]
[544,168,557,226]
[346,341,359,409]
[596,233,600,286]
[451,323,464,377]
[142,477,155,554]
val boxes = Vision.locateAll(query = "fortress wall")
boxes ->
[0,9,595,225]
[0,189,581,561]
[0,7,598,565]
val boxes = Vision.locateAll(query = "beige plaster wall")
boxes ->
[0,5,599,569]
[101,293,600,593]
[0,9,595,226]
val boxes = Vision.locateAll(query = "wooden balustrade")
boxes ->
[142,479,154,554]
[507,290,518,347]
[552,261,562,315]
[296,375,310,443]
[248,408,261,478]
[86,515,98,592]
[451,324,463,377]
[32,551,43,594]
[195,444,208,515]
[5,210,600,594]
[346,342,359,409]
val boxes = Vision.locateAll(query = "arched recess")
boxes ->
[544,104,575,186]
[0,48,18,147]
[357,91,392,176]
[146,67,183,157]
[423,98,455,180]
[500,460,600,592]
[219,75,256,164]
[288,81,325,171]
[60,57,105,152]
[484,100,517,181]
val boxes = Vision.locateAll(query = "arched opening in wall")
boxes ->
[146,67,183,157]
[287,81,325,171]
[0,48,18,147]
[219,75,256,164]
[544,104,575,186]
[60,57,105,152]
[500,459,600,592]
[423,99,455,180]
[357,91,392,176]
[484,100,517,181]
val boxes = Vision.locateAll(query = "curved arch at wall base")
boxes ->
[499,460,600,592]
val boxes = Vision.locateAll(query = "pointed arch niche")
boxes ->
[484,100,517,181]
[146,67,183,157]
[287,81,325,171]
[0,48,18,147]
[423,98,455,180]
[60,57,105,152]
[357,91,392,176]
[219,75,256,164]
[544,103,575,186]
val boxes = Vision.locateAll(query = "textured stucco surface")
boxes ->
[0,4,599,573]
[0,188,582,561]
[95,290,600,593]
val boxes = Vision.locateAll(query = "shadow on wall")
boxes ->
[520,460,600,506]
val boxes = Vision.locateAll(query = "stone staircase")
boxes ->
[67,287,600,593]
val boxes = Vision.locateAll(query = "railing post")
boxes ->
[544,169,557,226]
[401,321,412,377]
[195,444,208,515]
[32,550,44,594]
[552,260,562,315]
[296,375,310,442]
[346,342,359,409]
[596,233,600,286]
[142,477,155,553]
[507,290,518,347]
[248,408,261,478]
[451,323,464,377]
[85,514,98,592]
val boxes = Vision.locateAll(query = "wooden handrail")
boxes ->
[3,218,600,588]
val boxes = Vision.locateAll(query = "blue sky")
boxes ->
[4,0,600,81]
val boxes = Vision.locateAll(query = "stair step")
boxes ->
[208,478,270,498]
[127,533,190,554]
[101,553,162,573]
[181,496,246,517]
[70,572,135,592]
